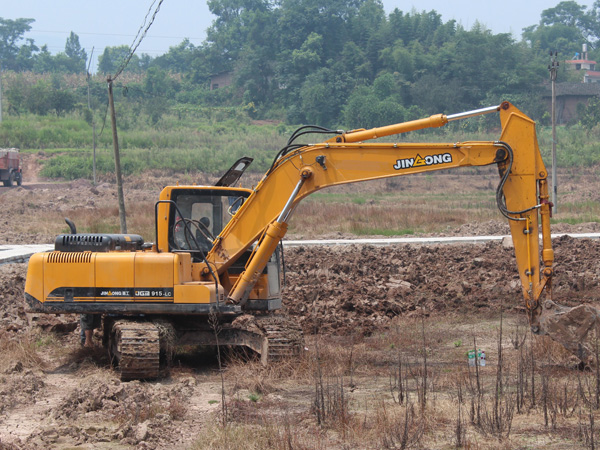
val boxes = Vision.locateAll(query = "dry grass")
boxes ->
[193,312,600,449]
[55,200,157,239]
[288,196,498,237]
[111,389,188,425]
[191,420,327,450]
[0,331,46,373]
[225,351,314,396]
[9,166,597,246]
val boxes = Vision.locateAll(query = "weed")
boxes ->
[312,339,350,429]
[248,392,261,403]
[375,399,423,449]
[209,307,228,427]
[0,331,46,372]
[168,393,188,420]
[35,333,57,348]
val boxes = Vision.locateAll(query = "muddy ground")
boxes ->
[1,156,600,448]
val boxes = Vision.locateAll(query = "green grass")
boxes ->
[350,226,416,236]
[0,110,288,179]
[3,109,600,181]
[550,199,600,225]
[552,217,600,225]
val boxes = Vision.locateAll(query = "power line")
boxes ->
[30,29,203,40]
[32,45,174,55]
[106,0,166,234]
[112,0,165,81]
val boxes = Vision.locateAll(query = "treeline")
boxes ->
[1,0,600,127]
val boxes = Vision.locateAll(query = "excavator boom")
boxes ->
[214,103,552,307]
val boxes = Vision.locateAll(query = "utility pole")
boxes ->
[549,51,559,213]
[87,48,97,185]
[103,0,163,235]
[107,76,127,234]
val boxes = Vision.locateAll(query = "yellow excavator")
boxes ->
[24,102,600,379]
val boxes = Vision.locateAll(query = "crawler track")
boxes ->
[256,315,304,361]
[110,320,160,381]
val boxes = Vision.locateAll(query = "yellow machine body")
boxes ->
[24,102,552,324]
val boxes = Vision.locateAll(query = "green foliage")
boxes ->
[64,32,87,68]
[4,2,600,133]
[523,1,600,58]
[0,17,36,71]
[248,392,261,402]
[537,122,600,166]
[343,74,406,128]
[2,103,600,182]
[577,96,600,133]
[351,226,416,236]
[300,68,353,126]
[98,45,146,75]
[0,108,288,179]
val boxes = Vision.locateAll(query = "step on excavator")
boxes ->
[24,102,600,379]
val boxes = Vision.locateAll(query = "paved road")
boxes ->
[2,232,600,266]
[0,244,54,266]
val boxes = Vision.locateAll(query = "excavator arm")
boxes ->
[206,101,598,366]
[208,102,549,302]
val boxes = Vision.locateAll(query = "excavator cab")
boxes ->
[166,187,251,255]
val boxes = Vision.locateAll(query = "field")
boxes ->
[1,154,600,449]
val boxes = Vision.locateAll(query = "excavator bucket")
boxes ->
[538,300,600,367]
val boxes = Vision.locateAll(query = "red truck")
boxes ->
[0,148,22,187]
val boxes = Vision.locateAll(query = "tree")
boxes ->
[523,1,600,55]
[578,95,600,132]
[410,73,463,114]
[205,0,274,73]
[299,67,353,126]
[152,39,198,73]
[541,1,587,28]
[142,67,174,124]
[343,81,406,128]
[33,45,55,73]
[278,0,363,61]
[290,32,322,75]
[64,32,87,72]
[98,45,142,74]
[15,38,38,71]
[0,17,35,70]
[523,23,582,57]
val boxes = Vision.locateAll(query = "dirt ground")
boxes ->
[1,155,600,448]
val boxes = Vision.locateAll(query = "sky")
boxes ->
[1,0,596,72]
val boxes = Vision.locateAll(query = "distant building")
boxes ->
[210,72,233,90]
[564,43,599,83]
[583,70,600,84]
[543,82,600,124]
[542,44,600,123]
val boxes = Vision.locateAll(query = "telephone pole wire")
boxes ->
[107,0,165,233]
